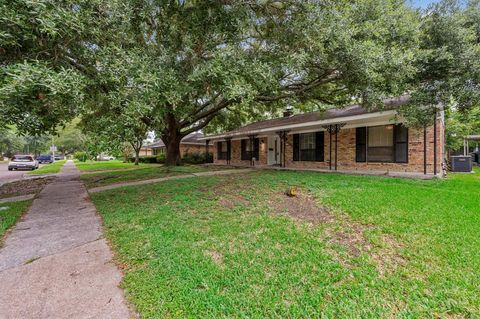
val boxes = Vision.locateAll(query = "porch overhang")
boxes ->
[200,109,397,141]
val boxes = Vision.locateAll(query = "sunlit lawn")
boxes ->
[28,160,66,175]
[90,168,480,318]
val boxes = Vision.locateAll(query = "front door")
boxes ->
[267,135,281,165]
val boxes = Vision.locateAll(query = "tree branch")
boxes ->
[255,70,340,102]
[181,112,219,136]
[179,97,233,128]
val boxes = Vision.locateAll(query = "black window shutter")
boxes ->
[356,127,367,162]
[227,140,231,161]
[315,131,324,162]
[293,134,300,161]
[254,138,260,160]
[241,139,246,160]
[394,124,408,163]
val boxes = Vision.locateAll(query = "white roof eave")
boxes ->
[199,110,397,141]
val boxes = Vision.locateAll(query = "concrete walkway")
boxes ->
[0,194,36,204]
[88,168,254,193]
[0,161,131,319]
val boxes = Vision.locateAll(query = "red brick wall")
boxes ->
[213,120,444,174]
[146,143,215,158]
[213,138,268,166]
[180,144,206,157]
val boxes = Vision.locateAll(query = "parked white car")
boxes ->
[8,155,39,171]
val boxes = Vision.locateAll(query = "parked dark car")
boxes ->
[37,154,53,164]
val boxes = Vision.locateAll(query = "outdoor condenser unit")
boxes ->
[450,155,473,172]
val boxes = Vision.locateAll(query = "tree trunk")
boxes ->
[134,148,140,165]
[165,135,182,166]
[163,113,183,166]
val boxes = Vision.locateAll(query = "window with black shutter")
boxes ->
[241,138,259,160]
[356,127,367,162]
[292,132,323,162]
[217,141,228,160]
[394,124,408,163]
[355,124,408,163]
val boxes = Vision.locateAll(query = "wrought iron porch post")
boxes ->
[248,135,256,166]
[226,137,232,165]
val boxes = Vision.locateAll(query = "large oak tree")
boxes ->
[94,0,420,165]
[2,0,478,165]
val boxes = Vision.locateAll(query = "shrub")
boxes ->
[128,154,166,164]
[74,151,88,162]
[182,152,209,164]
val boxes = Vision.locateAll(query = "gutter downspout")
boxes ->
[434,114,437,176]
[329,125,332,170]
[335,126,338,171]
[423,125,427,175]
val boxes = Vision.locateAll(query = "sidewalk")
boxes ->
[0,161,131,319]
[88,168,254,193]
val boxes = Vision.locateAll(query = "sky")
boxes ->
[409,0,441,9]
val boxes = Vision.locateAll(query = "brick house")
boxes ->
[141,132,212,158]
[202,97,445,177]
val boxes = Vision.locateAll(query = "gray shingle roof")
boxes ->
[148,132,205,148]
[205,96,409,138]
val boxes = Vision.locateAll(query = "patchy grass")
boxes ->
[0,177,55,199]
[28,160,66,175]
[0,200,31,246]
[75,160,153,172]
[81,164,234,189]
[90,168,480,318]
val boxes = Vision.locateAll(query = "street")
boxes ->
[0,162,45,186]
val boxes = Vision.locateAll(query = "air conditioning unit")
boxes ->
[450,156,473,172]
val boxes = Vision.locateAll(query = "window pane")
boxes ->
[368,147,393,162]
[221,142,227,152]
[300,133,315,150]
[301,149,316,161]
[367,125,394,162]
[245,140,252,152]
[368,125,393,147]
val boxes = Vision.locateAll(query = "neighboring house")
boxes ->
[140,132,211,157]
[202,96,445,176]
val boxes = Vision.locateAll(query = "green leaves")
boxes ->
[0,61,86,134]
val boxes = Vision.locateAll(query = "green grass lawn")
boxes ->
[28,160,66,175]
[0,200,31,246]
[81,164,233,189]
[90,168,480,318]
[74,160,153,172]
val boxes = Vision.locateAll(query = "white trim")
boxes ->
[201,110,397,141]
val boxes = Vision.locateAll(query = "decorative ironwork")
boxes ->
[225,137,232,165]
[275,130,290,168]
[321,123,346,170]
[248,135,257,166]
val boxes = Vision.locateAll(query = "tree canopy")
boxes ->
[1,0,479,164]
